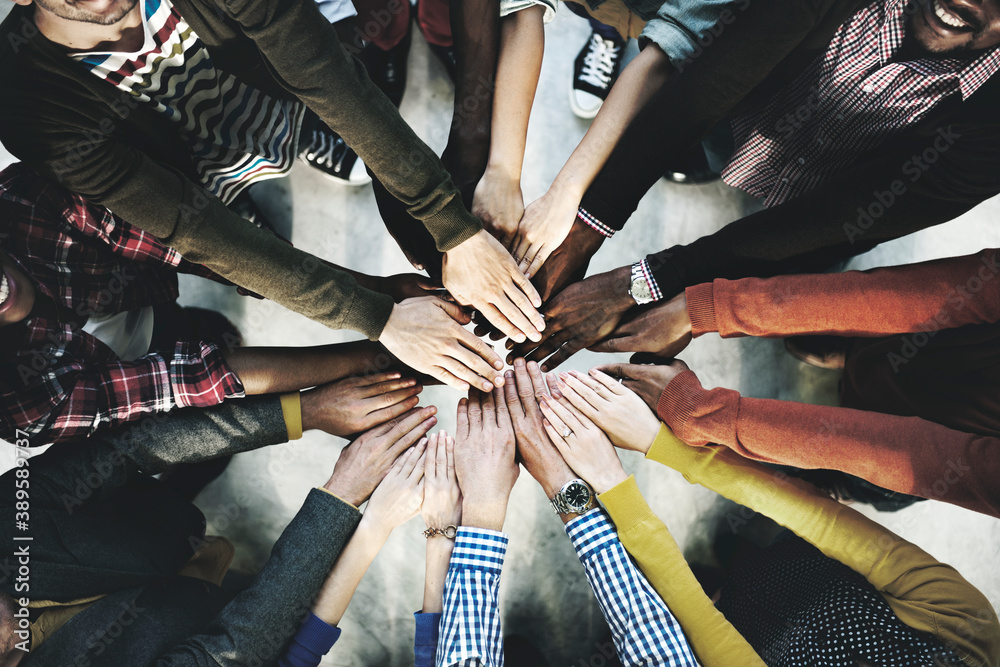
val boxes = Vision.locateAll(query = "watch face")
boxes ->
[564,481,592,512]
[631,277,652,301]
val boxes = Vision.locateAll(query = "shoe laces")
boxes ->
[579,34,620,89]
[302,129,344,168]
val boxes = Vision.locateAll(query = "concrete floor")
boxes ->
[2,2,999,665]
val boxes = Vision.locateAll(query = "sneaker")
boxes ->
[570,31,624,119]
[662,145,721,185]
[298,120,371,186]
[361,15,413,108]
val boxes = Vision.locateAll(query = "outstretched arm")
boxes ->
[472,5,545,248]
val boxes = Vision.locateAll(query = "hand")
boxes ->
[503,358,575,498]
[537,392,627,495]
[453,387,519,531]
[548,369,660,453]
[325,406,437,507]
[364,438,428,533]
[301,372,423,437]
[376,273,443,303]
[511,187,578,279]
[379,296,504,393]
[529,218,605,302]
[421,431,462,530]
[593,356,691,416]
[511,266,634,371]
[442,229,544,344]
[590,293,692,357]
[473,167,524,249]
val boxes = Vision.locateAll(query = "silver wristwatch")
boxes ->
[550,479,596,516]
[629,261,654,305]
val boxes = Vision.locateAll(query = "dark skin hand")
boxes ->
[530,218,605,302]
[592,354,691,414]
[589,292,692,357]
[510,265,633,371]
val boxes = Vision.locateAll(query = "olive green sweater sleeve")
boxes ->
[598,475,766,667]
[219,0,483,252]
[644,424,1000,667]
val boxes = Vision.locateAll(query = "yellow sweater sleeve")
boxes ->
[599,475,766,667]
[645,423,1000,667]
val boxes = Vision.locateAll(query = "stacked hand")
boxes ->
[538,376,628,495]
[594,357,691,418]
[473,167,525,251]
[442,230,545,344]
[548,369,661,453]
[364,438,428,534]
[508,187,580,279]
[421,432,462,531]
[376,273,443,303]
[591,293,692,358]
[453,386,519,531]
[301,371,423,437]
[324,406,437,507]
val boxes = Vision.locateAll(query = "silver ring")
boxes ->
[562,428,572,438]
[618,377,624,385]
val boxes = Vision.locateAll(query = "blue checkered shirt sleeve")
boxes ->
[436,528,509,667]
[567,510,698,666]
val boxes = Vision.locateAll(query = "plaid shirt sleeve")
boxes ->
[566,510,698,666]
[2,336,244,445]
[436,528,508,667]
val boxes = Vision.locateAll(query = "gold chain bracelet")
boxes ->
[422,525,458,539]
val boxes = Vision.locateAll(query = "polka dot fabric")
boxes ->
[716,536,962,666]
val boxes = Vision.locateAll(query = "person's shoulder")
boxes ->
[0,4,43,66]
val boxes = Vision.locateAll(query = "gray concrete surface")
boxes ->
[1,2,998,665]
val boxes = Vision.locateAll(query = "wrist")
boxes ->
[483,161,521,184]
[323,475,366,508]
[589,467,629,495]
[549,173,587,204]
[461,499,508,532]
[357,512,394,543]
[609,265,637,311]
[538,465,577,500]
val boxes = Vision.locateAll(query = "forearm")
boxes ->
[567,510,699,666]
[310,518,390,626]
[443,0,499,195]
[594,483,764,666]
[223,341,389,394]
[643,424,1000,665]
[422,538,454,613]
[658,371,1000,518]
[552,46,672,205]
[685,249,1000,338]
[486,7,545,183]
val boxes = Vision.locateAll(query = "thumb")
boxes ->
[436,298,473,325]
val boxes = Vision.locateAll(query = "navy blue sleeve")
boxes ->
[278,612,342,667]
[414,611,443,667]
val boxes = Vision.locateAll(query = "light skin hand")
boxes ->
[421,431,462,530]
[592,356,692,425]
[548,369,660,454]
[538,391,627,495]
[324,406,437,507]
[442,229,544,344]
[513,185,579,280]
[300,372,423,437]
[590,292,692,357]
[473,166,524,249]
[379,296,504,393]
[503,359,576,506]
[363,439,428,535]
[512,265,633,371]
[453,387,519,532]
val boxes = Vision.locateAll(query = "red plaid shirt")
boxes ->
[723,0,1000,207]
[0,163,245,445]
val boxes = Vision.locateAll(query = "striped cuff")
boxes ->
[566,509,618,560]
[638,259,664,301]
[577,207,617,238]
[451,528,508,572]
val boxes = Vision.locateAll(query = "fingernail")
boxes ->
[515,333,526,343]
[551,386,563,399]
[540,364,549,372]
[529,331,541,342]
[505,370,514,379]
[514,358,525,368]
[494,360,504,370]
[483,382,493,392]
[559,372,570,381]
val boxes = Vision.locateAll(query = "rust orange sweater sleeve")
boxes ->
[657,370,1000,519]
[684,249,1000,338]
